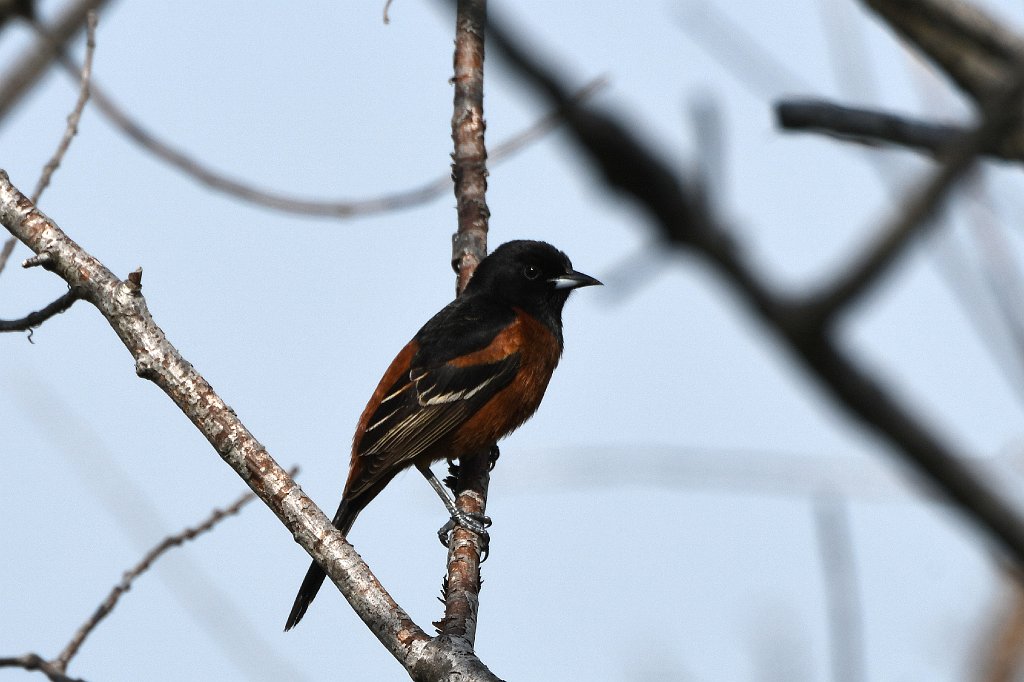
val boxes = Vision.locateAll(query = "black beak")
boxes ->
[550,269,603,290]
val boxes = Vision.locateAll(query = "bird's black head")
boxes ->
[464,240,601,332]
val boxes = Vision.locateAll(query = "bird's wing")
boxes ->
[347,352,521,497]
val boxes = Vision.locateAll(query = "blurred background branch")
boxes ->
[483,0,1024,570]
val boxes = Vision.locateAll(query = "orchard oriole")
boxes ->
[284,240,600,630]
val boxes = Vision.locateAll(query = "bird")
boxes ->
[284,240,600,631]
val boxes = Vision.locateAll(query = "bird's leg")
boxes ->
[444,445,500,487]
[416,462,491,547]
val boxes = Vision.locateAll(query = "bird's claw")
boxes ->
[437,511,492,559]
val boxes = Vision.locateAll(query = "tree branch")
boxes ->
[51,53,602,221]
[450,0,490,292]
[813,497,866,682]
[863,0,1024,103]
[31,11,96,204]
[979,568,1024,682]
[0,172,500,681]
[0,287,80,333]
[0,7,96,317]
[54,474,290,671]
[805,75,1024,322]
[0,470,295,679]
[484,6,1024,572]
[438,452,491,646]
[0,235,15,276]
[441,0,492,656]
[0,654,85,682]
[776,99,1024,162]
[0,0,112,124]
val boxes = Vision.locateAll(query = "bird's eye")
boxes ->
[523,264,541,280]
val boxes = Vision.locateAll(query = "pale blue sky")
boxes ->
[3,1,1024,680]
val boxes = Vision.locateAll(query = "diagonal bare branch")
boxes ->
[0,173,499,681]
[31,11,97,204]
[0,470,296,679]
[0,288,80,333]
[54,473,293,671]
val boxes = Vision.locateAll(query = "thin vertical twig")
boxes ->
[814,496,866,682]
[450,0,490,294]
[978,567,1024,682]
[0,10,96,318]
[0,236,15,277]
[31,11,97,204]
[965,183,1024,389]
[443,0,490,651]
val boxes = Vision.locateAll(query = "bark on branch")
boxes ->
[0,172,500,681]
[450,0,490,291]
[442,0,492,656]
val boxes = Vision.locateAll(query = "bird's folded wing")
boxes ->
[349,353,521,496]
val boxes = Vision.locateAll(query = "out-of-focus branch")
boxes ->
[677,0,812,99]
[858,0,1024,172]
[961,179,1024,405]
[864,0,1024,103]
[52,51,602,221]
[0,173,499,681]
[484,6,1024,571]
[0,0,113,124]
[776,99,1024,162]
[31,11,96,203]
[55,474,292,671]
[805,76,1024,323]
[0,4,100,289]
[814,497,865,682]
[978,568,1024,682]
[0,474,291,679]
[0,13,93,336]
[0,0,35,31]
[0,234,18,277]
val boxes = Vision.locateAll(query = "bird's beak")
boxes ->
[550,270,603,290]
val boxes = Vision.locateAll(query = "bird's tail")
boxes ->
[283,498,359,631]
